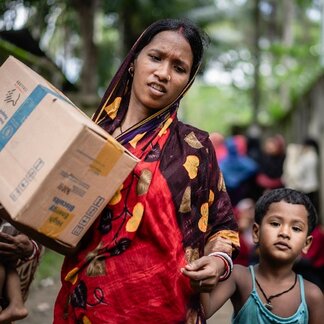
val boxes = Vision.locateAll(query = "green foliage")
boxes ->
[0,0,322,131]
[97,27,120,93]
[36,249,64,281]
[267,101,286,120]
[0,38,35,62]
[106,0,214,55]
[180,80,251,135]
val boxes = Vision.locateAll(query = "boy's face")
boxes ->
[253,201,313,263]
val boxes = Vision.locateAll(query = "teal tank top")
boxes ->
[232,266,308,324]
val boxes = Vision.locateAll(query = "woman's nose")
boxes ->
[155,63,170,81]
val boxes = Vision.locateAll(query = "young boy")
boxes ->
[182,188,324,323]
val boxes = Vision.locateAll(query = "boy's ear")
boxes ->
[252,222,260,244]
[302,235,313,254]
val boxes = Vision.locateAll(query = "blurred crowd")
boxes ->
[210,129,324,292]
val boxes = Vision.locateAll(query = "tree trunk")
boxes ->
[70,0,99,105]
[119,0,142,56]
[280,0,294,110]
[251,0,261,124]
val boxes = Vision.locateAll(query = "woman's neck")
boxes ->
[120,110,143,132]
[111,101,150,139]
[123,92,155,131]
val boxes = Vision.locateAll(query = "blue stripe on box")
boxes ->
[0,85,73,151]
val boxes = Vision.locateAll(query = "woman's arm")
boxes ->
[179,131,239,293]
[205,138,240,258]
[190,138,239,290]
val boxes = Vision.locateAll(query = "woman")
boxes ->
[54,18,239,323]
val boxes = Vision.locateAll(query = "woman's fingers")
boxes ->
[181,253,229,292]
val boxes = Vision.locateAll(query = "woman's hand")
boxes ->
[0,232,34,262]
[182,236,234,292]
[204,236,233,256]
[181,255,226,292]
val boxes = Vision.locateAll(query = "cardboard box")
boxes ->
[0,56,139,254]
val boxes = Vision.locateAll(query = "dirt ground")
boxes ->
[19,274,61,324]
[19,273,232,324]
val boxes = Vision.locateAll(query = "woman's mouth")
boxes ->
[149,82,166,94]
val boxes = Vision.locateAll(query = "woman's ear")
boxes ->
[302,235,313,255]
[252,222,260,245]
[128,63,134,77]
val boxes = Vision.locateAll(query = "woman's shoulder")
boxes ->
[177,121,209,136]
[177,121,211,146]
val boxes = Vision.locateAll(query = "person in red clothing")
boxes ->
[256,134,286,192]
[53,18,239,324]
[293,224,324,291]
[233,198,258,266]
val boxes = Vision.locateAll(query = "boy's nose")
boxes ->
[278,227,290,239]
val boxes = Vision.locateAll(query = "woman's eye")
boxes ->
[149,54,160,61]
[174,65,185,73]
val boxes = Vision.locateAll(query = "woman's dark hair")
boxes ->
[133,18,210,79]
[255,188,318,235]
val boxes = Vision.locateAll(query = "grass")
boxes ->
[35,248,65,281]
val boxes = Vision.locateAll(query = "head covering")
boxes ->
[92,21,202,146]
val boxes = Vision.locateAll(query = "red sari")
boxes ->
[54,25,239,324]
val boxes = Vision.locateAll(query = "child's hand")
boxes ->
[181,255,226,292]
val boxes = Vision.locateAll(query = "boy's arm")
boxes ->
[200,271,237,318]
[304,280,324,324]
[182,260,238,319]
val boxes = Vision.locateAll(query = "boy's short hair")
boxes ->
[255,188,318,234]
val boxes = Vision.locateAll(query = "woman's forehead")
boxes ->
[147,31,191,51]
[142,30,193,64]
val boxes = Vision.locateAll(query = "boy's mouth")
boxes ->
[274,241,290,250]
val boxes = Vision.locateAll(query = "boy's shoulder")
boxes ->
[303,278,324,303]
[232,264,252,288]
[233,264,250,275]
[303,278,324,320]
[230,264,253,311]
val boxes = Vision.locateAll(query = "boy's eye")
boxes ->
[270,221,280,227]
[292,226,302,232]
